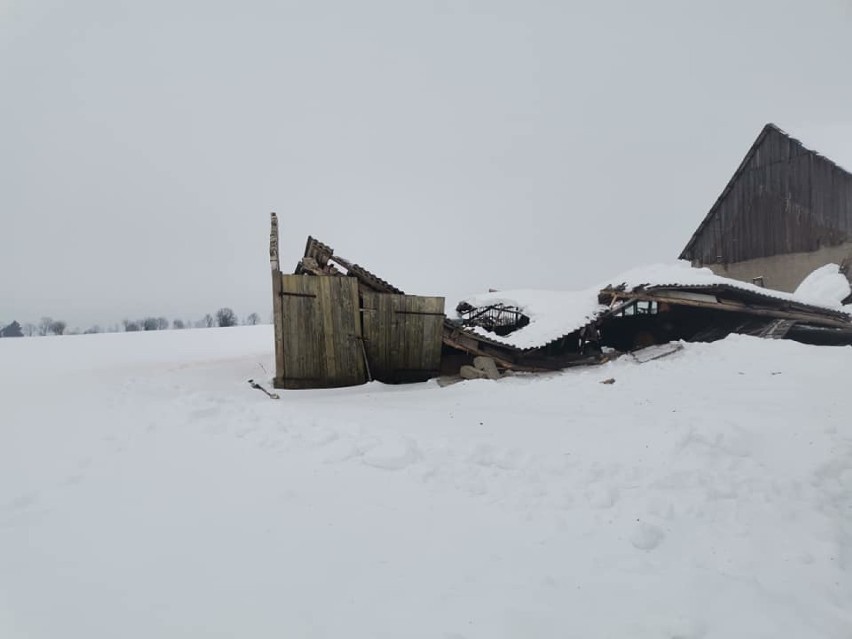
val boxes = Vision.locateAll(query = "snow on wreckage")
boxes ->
[268,214,852,390]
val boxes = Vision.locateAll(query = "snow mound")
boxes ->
[794,263,851,308]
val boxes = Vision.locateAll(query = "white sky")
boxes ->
[2,0,852,329]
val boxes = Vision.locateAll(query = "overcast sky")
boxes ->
[2,0,852,329]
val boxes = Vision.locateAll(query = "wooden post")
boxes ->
[270,212,286,388]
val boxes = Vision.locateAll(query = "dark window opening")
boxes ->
[615,300,658,317]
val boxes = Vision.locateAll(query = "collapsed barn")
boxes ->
[268,214,852,389]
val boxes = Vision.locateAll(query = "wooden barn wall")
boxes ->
[279,275,366,389]
[361,293,445,383]
[688,130,852,264]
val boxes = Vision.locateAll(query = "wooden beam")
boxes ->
[603,290,851,329]
[270,213,286,388]
[438,325,554,371]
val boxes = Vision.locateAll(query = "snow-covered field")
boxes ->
[1,327,851,638]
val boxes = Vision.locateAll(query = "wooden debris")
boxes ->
[248,379,280,399]
[268,221,852,391]
[759,319,797,339]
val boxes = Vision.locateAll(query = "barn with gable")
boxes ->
[680,123,852,298]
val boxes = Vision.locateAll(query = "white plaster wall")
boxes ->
[698,242,852,292]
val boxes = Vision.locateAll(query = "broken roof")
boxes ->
[603,262,850,311]
[297,235,406,295]
[459,288,605,350]
[287,232,852,366]
[600,261,849,317]
[458,262,852,350]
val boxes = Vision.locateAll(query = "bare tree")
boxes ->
[49,320,67,336]
[123,320,140,332]
[245,312,261,326]
[157,317,169,330]
[23,323,36,337]
[39,317,53,336]
[216,307,238,327]
[141,317,159,331]
[203,313,215,328]
[84,325,102,334]
[172,319,185,330]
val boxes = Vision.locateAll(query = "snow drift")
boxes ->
[794,263,852,307]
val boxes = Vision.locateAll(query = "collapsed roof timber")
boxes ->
[268,214,852,389]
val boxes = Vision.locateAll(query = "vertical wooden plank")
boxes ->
[362,291,384,381]
[423,296,444,371]
[331,278,354,383]
[380,294,390,379]
[412,297,425,371]
[342,277,366,386]
[279,275,365,389]
[399,295,412,372]
[306,277,325,382]
[361,291,373,377]
[390,294,402,377]
[318,278,334,382]
[361,293,444,383]
[349,279,365,379]
[384,295,394,376]
[270,213,287,388]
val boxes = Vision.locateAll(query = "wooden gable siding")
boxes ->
[279,274,366,389]
[681,125,852,265]
[361,293,445,384]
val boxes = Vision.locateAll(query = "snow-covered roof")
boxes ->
[462,287,605,350]
[459,262,851,350]
[599,261,849,307]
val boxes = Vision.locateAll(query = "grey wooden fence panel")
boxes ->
[280,275,366,389]
[362,293,444,383]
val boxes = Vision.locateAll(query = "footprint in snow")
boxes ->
[630,521,665,551]
[586,485,619,509]
[362,436,421,471]
[189,406,219,421]
[300,427,339,447]
[322,436,378,464]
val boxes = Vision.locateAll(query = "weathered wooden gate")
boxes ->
[270,213,449,389]
[361,292,444,383]
[278,274,366,389]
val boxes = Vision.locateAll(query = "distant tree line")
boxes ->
[0,309,267,338]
